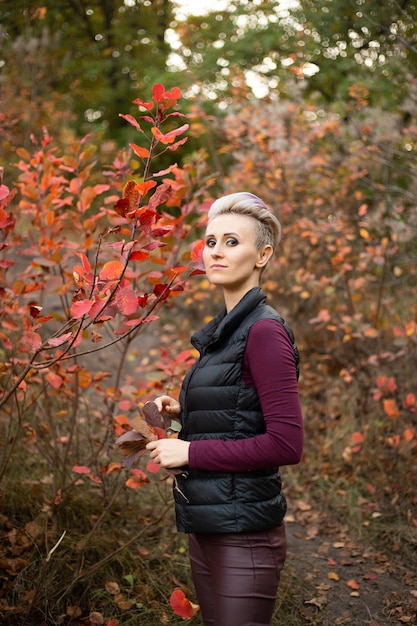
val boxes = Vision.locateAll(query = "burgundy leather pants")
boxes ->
[188,523,286,626]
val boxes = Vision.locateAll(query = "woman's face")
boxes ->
[203,213,271,294]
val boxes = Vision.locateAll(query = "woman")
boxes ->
[146,192,303,626]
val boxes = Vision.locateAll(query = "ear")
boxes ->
[255,245,273,269]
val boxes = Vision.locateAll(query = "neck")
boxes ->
[223,284,260,313]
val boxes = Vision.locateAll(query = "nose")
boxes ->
[210,243,223,257]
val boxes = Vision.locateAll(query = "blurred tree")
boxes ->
[172,0,417,111]
[0,0,174,143]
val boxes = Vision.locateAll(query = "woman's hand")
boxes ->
[153,395,181,417]
[146,438,190,469]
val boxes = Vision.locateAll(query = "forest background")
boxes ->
[0,0,416,624]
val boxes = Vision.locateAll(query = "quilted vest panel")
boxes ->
[174,288,298,534]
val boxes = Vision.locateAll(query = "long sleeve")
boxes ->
[188,318,303,472]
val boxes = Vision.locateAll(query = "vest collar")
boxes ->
[191,287,266,353]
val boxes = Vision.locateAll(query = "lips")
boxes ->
[210,264,227,269]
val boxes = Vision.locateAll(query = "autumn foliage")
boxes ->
[0,76,416,625]
[0,84,206,624]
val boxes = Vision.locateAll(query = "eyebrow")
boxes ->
[205,231,240,238]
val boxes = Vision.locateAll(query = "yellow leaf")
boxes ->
[328,571,340,581]
[359,227,370,239]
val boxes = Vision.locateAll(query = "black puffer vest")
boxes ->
[174,287,299,534]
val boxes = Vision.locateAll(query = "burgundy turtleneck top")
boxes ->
[187,318,304,472]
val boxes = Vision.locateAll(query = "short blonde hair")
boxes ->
[208,192,281,251]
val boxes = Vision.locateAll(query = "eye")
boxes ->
[226,237,238,246]
[205,237,216,247]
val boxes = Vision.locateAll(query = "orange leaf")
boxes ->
[99,261,124,281]
[403,427,415,443]
[125,468,150,489]
[364,327,378,338]
[347,579,360,590]
[123,179,140,210]
[405,321,416,336]
[129,143,150,159]
[404,393,416,409]
[135,180,157,196]
[383,398,400,418]
[169,589,198,619]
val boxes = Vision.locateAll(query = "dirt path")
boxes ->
[285,502,417,625]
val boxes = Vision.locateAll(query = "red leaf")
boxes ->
[351,431,364,444]
[132,97,154,110]
[168,137,189,151]
[129,249,151,261]
[166,86,181,99]
[74,252,91,274]
[0,184,10,201]
[29,305,42,318]
[45,372,64,389]
[116,287,138,316]
[119,113,143,132]
[72,465,91,474]
[153,283,170,300]
[24,331,43,351]
[142,241,165,250]
[151,124,189,145]
[113,198,130,218]
[94,184,110,194]
[150,226,172,237]
[47,332,73,347]
[153,163,178,176]
[137,294,149,307]
[191,239,204,263]
[71,299,94,319]
[404,393,416,410]
[152,83,165,102]
[149,182,172,210]
[169,589,198,619]
[146,460,161,473]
